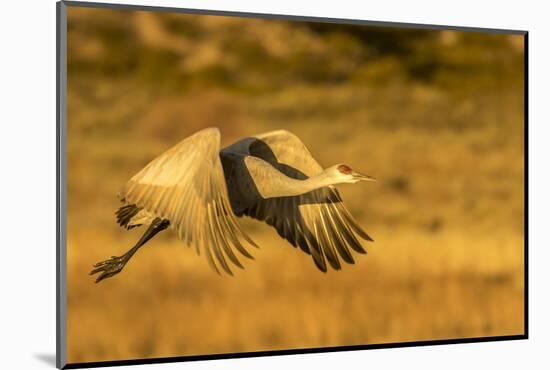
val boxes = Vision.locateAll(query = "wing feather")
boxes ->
[229,130,372,271]
[121,127,256,274]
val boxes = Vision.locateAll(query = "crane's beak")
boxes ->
[352,171,377,182]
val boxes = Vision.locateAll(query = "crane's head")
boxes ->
[327,164,377,184]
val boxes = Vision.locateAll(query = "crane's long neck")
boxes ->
[289,171,337,195]
[243,156,341,199]
[261,169,339,198]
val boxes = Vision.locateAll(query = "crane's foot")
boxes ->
[90,218,170,283]
[90,254,130,283]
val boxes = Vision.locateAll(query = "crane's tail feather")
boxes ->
[116,204,143,229]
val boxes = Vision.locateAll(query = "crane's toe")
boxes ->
[90,255,128,283]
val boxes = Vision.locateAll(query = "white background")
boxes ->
[0,0,546,369]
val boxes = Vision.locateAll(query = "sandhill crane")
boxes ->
[90,128,376,283]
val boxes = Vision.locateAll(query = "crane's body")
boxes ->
[91,128,375,282]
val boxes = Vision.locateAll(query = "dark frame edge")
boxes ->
[63,335,527,369]
[523,32,529,338]
[56,1,68,369]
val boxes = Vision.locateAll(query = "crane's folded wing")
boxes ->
[121,127,257,275]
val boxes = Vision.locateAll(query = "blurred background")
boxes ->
[66,6,525,364]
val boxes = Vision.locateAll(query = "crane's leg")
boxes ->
[90,217,170,283]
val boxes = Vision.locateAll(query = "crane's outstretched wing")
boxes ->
[121,127,257,275]
[227,130,373,272]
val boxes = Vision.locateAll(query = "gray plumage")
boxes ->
[91,127,375,282]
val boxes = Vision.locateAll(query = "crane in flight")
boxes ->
[91,128,376,283]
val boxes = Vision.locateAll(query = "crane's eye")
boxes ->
[337,164,352,174]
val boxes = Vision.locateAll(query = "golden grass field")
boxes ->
[65,7,525,363]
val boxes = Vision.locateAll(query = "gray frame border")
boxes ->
[56,1,528,369]
[56,1,68,369]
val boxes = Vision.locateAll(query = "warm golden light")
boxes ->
[66,6,524,363]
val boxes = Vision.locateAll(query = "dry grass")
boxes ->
[65,7,525,364]
[67,227,523,362]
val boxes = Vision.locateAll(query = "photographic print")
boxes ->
[57,1,526,368]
